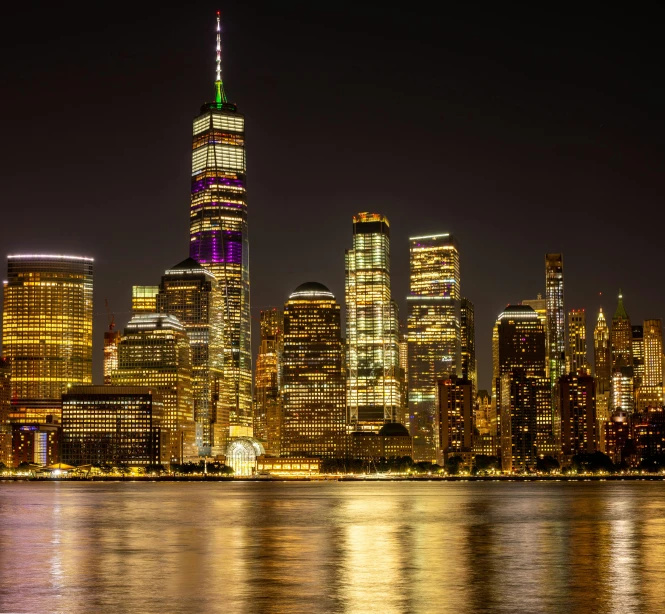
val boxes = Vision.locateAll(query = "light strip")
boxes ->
[409,233,450,240]
[7,254,94,262]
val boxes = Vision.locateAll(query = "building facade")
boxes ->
[131,286,159,314]
[2,254,93,423]
[189,14,251,433]
[0,358,11,466]
[437,377,473,466]
[557,372,596,464]
[545,254,565,388]
[254,309,283,455]
[111,313,196,463]
[639,319,664,409]
[346,213,400,431]
[567,309,588,374]
[460,297,477,394]
[62,386,167,467]
[156,258,225,455]
[282,283,346,458]
[407,233,461,461]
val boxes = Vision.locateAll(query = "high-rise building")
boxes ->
[131,286,159,314]
[632,325,644,391]
[639,319,664,410]
[407,232,460,461]
[0,358,11,466]
[437,377,473,467]
[494,305,551,465]
[2,255,93,422]
[254,308,283,455]
[611,291,632,370]
[460,297,477,394]
[103,328,121,385]
[545,254,565,388]
[398,321,409,424]
[156,258,225,455]
[593,307,611,451]
[557,372,597,464]
[346,213,400,431]
[611,369,634,415]
[473,390,496,457]
[281,283,346,458]
[111,313,196,463]
[62,386,167,467]
[567,309,588,374]
[189,14,251,433]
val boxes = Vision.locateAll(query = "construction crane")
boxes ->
[105,298,115,332]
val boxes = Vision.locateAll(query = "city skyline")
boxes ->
[1,5,665,393]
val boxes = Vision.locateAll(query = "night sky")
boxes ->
[2,2,664,389]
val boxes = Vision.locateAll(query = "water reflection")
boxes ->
[1,482,664,613]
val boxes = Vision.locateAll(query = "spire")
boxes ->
[214,11,227,106]
[614,289,629,321]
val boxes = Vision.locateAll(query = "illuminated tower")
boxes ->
[131,286,158,314]
[254,308,283,455]
[346,213,400,432]
[460,297,477,394]
[103,329,120,385]
[611,291,632,370]
[545,254,565,388]
[2,255,93,422]
[631,325,644,390]
[407,233,461,461]
[111,313,196,463]
[639,319,664,409]
[594,308,612,433]
[282,283,346,458]
[567,309,588,374]
[156,258,224,456]
[189,13,252,435]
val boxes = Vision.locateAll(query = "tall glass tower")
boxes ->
[189,13,251,433]
[545,253,565,388]
[407,233,461,461]
[2,255,93,422]
[345,213,400,431]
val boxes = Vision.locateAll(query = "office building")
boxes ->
[473,390,496,456]
[282,283,346,458]
[567,309,588,374]
[639,319,664,409]
[557,372,596,464]
[2,254,93,423]
[545,254,565,387]
[346,213,400,431]
[189,13,252,432]
[11,424,61,467]
[156,258,225,455]
[460,298,477,393]
[594,307,611,422]
[132,286,158,314]
[407,232,460,461]
[111,313,196,463]
[611,291,632,370]
[62,386,167,467]
[0,359,11,466]
[437,377,473,467]
[103,329,121,385]
[254,309,283,455]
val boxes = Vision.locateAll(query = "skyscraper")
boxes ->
[2,255,93,422]
[437,376,473,467]
[111,313,196,463]
[156,258,225,455]
[611,291,632,370]
[639,319,664,409]
[545,254,565,388]
[0,358,11,466]
[346,213,400,431]
[282,283,346,458]
[131,286,159,314]
[593,307,611,449]
[557,372,597,464]
[567,309,588,374]
[189,13,251,434]
[254,309,283,455]
[407,232,461,461]
[460,297,477,394]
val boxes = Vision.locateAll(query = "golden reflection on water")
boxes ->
[1,482,665,613]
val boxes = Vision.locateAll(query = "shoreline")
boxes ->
[2,474,665,483]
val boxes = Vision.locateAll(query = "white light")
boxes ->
[409,233,450,240]
[7,254,94,262]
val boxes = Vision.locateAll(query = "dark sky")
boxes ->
[2,2,665,389]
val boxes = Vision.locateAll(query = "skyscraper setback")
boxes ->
[345,213,400,431]
[189,14,251,434]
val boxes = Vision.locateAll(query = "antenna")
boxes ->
[214,11,227,105]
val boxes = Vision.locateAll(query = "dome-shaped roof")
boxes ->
[378,422,410,437]
[289,282,335,300]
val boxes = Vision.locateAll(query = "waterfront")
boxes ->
[1,482,664,613]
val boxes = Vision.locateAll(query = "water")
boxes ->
[1,481,664,613]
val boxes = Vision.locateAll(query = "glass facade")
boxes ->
[111,314,196,463]
[131,286,159,315]
[407,233,460,461]
[189,24,251,432]
[2,255,93,422]
[346,214,400,431]
[253,309,283,455]
[282,283,346,458]
[156,259,225,456]
[567,309,588,374]
[62,386,166,467]
[460,297,476,394]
